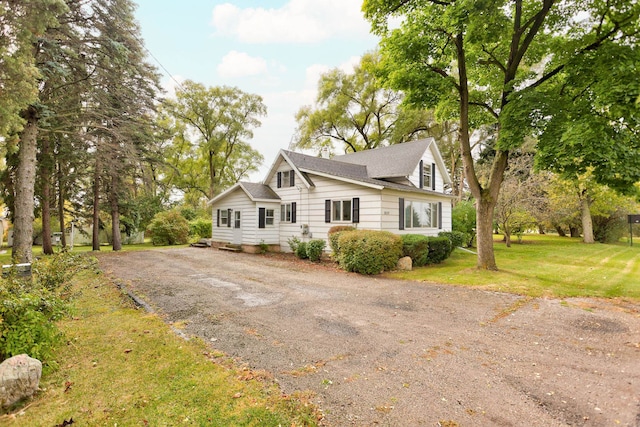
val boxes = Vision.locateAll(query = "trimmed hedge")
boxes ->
[337,230,402,275]
[327,226,356,256]
[438,231,466,254]
[426,236,452,264]
[401,234,430,267]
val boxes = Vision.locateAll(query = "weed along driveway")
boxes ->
[97,247,640,426]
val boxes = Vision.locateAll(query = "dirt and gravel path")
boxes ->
[97,247,640,426]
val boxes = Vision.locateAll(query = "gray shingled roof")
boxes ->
[283,149,443,195]
[239,182,280,200]
[333,138,431,178]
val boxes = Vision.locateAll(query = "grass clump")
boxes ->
[2,271,320,426]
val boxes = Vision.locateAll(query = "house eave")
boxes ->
[297,168,384,190]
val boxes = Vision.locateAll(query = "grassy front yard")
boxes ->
[2,270,319,426]
[388,234,640,299]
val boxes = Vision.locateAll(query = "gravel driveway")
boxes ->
[97,247,640,426]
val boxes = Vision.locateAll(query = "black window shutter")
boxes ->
[419,160,424,189]
[325,200,331,223]
[291,202,297,223]
[216,209,220,227]
[399,198,405,230]
[227,209,232,227]
[277,172,282,188]
[290,170,295,187]
[352,197,360,223]
[258,208,266,229]
[432,163,436,191]
[438,202,443,229]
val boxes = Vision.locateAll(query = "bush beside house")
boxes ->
[336,230,403,275]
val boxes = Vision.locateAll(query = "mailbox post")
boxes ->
[629,215,640,246]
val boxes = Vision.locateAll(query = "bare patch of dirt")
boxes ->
[97,247,640,426]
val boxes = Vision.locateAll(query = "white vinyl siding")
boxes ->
[409,145,444,192]
[211,187,280,246]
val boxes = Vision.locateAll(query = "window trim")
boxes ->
[325,198,359,223]
[280,202,297,223]
[403,200,441,229]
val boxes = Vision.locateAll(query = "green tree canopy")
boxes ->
[294,51,438,154]
[363,0,640,270]
[161,81,266,200]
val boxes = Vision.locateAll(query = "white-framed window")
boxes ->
[282,170,290,185]
[265,209,274,226]
[332,200,352,222]
[404,200,439,228]
[280,203,296,223]
[219,209,229,226]
[423,163,432,189]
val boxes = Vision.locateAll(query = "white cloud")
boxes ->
[211,0,371,44]
[217,51,268,78]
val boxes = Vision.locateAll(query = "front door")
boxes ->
[232,210,242,245]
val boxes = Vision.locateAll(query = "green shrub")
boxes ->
[295,241,308,259]
[189,218,212,239]
[438,231,466,253]
[327,226,356,256]
[147,210,190,245]
[426,236,452,264]
[452,200,476,247]
[337,230,402,275]
[306,239,326,262]
[0,252,95,367]
[287,236,301,253]
[401,234,430,267]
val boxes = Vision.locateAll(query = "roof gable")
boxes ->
[333,138,431,178]
[208,181,280,205]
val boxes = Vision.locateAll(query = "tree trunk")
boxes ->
[537,224,545,235]
[12,108,39,263]
[503,228,512,248]
[475,197,499,269]
[580,193,595,243]
[92,156,101,251]
[554,225,566,237]
[110,172,122,251]
[569,226,581,238]
[41,136,54,255]
[57,161,67,248]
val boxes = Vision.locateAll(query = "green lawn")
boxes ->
[3,270,319,426]
[388,234,640,299]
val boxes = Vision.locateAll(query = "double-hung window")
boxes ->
[265,209,274,226]
[219,209,229,227]
[325,198,359,223]
[332,200,352,222]
[423,163,432,190]
[280,202,297,223]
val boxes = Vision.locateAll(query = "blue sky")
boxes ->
[133,0,379,180]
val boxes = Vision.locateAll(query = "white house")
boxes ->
[208,138,455,252]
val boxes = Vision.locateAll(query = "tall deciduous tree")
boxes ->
[294,51,438,155]
[531,42,640,242]
[162,81,266,200]
[364,0,640,270]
